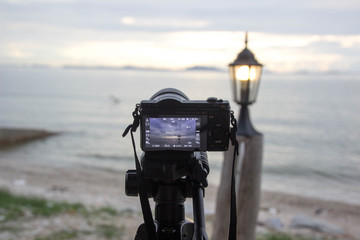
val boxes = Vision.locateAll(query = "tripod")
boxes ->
[126,151,210,240]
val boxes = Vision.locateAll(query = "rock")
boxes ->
[49,185,69,192]
[264,217,284,231]
[314,207,325,215]
[0,128,58,147]
[260,206,280,215]
[256,225,270,235]
[290,214,345,235]
[13,179,27,186]
[268,207,279,215]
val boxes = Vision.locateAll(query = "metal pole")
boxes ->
[237,104,259,137]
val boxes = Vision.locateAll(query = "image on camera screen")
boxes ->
[144,117,201,150]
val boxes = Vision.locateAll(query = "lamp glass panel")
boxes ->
[248,65,262,103]
[230,65,262,104]
[230,65,248,104]
[229,66,239,102]
[230,65,247,103]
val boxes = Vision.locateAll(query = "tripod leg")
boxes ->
[134,223,149,240]
[192,184,209,240]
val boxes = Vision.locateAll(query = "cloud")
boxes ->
[6,43,32,59]
[2,0,74,3]
[60,38,228,68]
[1,1,360,72]
[304,0,360,9]
[240,33,360,72]
[119,17,209,28]
[120,17,135,25]
[1,0,359,34]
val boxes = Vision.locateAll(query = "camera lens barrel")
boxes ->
[149,88,189,102]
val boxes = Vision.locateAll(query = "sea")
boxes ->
[0,67,359,205]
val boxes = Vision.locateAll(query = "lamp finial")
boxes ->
[245,31,248,48]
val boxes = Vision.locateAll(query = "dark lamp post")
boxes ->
[229,32,263,136]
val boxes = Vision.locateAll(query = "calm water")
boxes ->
[0,68,359,204]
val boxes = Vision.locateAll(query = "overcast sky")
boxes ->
[1,0,359,73]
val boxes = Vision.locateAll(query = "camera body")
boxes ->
[139,88,231,152]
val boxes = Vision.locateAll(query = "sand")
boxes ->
[0,151,359,239]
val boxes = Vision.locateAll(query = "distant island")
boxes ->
[0,63,356,75]
[62,65,225,72]
[62,65,171,72]
[185,66,225,72]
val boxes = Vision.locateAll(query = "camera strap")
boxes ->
[123,104,158,240]
[229,111,239,240]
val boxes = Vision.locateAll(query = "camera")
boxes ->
[139,88,231,152]
[124,88,236,240]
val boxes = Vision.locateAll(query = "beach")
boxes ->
[1,147,359,240]
[1,69,360,239]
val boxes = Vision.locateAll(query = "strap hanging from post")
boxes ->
[229,111,239,240]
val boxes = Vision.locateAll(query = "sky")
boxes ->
[0,0,359,73]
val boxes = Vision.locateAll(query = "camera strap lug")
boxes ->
[230,111,239,154]
[122,104,141,137]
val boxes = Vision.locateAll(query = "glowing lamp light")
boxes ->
[236,66,256,81]
[229,33,263,105]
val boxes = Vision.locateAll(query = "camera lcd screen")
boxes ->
[143,117,201,150]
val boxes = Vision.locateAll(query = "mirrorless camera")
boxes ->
[139,88,231,152]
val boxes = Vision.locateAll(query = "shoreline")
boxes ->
[0,156,359,239]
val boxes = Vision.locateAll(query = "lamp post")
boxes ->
[229,32,263,136]
[213,32,264,240]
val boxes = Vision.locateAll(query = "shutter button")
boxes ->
[207,97,218,103]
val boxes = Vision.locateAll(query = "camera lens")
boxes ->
[149,88,189,102]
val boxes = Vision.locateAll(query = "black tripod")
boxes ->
[126,151,210,240]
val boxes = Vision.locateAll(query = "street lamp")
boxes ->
[213,32,264,240]
[229,32,263,136]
